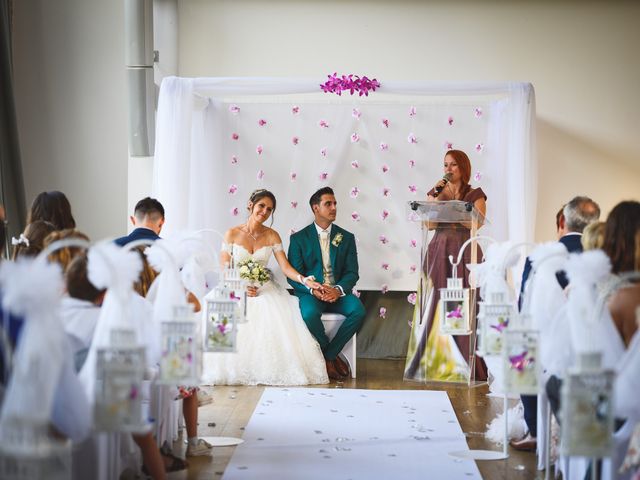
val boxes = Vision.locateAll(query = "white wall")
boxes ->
[176,0,640,241]
[12,0,640,242]
[12,0,129,240]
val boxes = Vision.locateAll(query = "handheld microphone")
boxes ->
[433,173,452,198]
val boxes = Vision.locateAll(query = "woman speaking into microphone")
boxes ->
[404,149,487,383]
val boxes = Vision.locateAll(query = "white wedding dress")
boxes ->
[202,243,329,386]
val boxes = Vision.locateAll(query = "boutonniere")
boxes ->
[331,232,343,247]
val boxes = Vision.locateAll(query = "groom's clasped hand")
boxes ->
[311,284,341,303]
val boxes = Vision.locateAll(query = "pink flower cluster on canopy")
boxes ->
[320,73,381,97]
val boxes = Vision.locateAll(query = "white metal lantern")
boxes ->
[439,278,471,335]
[477,292,512,356]
[223,265,248,324]
[502,326,539,395]
[205,287,238,352]
[94,328,149,432]
[158,306,202,385]
[0,420,71,480]
[560,353,615,458]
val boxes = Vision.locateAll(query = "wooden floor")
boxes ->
[168,359,541,479]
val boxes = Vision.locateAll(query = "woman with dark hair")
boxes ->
[203,189,329,386]
[603,201,640,347]
[405,150,488,383]
[27,190,76,230]
[11,220,56,260]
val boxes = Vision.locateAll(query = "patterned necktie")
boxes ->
[319,230,331,282]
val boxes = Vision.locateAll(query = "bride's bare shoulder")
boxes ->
[225,226,245,242]
[263,227,282,244]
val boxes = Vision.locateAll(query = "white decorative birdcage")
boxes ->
[439,278,471,335]
[502,323,539,395]
[477,292,512,356]
[560,352,615,458]
[158,306,202,385]
[205,287,238,352]
[94,328,149,432]
[223,265,248,324]
[0,433,71,480]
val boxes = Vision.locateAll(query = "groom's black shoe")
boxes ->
[334,356,350,377]
[325,360,344,381]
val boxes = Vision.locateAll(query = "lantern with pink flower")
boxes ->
[158,305,201,385]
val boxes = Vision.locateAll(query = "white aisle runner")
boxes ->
[223,388,482,479]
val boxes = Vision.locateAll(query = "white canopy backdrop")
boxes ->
[152,77,536,290]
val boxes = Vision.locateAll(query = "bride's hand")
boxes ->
[247,286,258,297]
[306,279,322,290]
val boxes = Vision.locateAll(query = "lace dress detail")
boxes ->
[203,243,329,386]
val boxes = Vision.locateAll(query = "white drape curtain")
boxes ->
[153,77,536,290]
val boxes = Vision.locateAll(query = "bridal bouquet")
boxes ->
[237,258,270,285]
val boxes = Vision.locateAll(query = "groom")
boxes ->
[288,187,365,380]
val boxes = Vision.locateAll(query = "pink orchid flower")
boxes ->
[408,106,417,117]
[490,317,509,333]
[351,211,361,222]
[350,132,360,143]
[408,185,417,194]
[228,184,238,195]
[444,141,453,150]
[382,187,391,197]
[379,142,389,151]
[231,133,239,140]
[290,172,297,181]
[407,292,417,305]
[381,210,390,220]
[231,155,238,165]
[447,116,454,126]
[319,172,329,180]
[320,147,328,157]
[475,143,484,153]
[352,108,361,119]
[446,305,463,319]
[407,133,417,144]
[350,187,360,198]
[290,201,298,209]
[256,145,263,155]
[292,136,299,145]
[318,119,329,129]
[351,160,359,169]
[381,284,389,294]
[509,351,531,372]
[474,107,483,118]
[409,239,417,248]
[289,228,296,235]
[474,171,482,182]
[379,307,387,318]
[408,159,416,168]
[229,104,240,114]
[257,169,265,180]
[258,119,267,126]
[231,207,239,216]
[410,264,417,273]
[379,235,388,244]
[381,118,389,128]
[382,164,389,173]
[292,105,300,115]
[381,263,389,270]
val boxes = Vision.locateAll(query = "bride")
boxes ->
[203,189,330,385]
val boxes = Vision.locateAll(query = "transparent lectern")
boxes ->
[404,200,487,385]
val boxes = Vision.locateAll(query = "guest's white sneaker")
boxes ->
[186,438,213,457]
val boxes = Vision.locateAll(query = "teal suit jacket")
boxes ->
[287,223,359,296]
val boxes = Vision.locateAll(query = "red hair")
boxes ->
[445,150,471,185]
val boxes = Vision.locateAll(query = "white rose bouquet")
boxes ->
[237,257,270,285]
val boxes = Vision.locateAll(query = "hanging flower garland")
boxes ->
[320,73,381,96]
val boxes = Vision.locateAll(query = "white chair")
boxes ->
[320,313,357,378]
